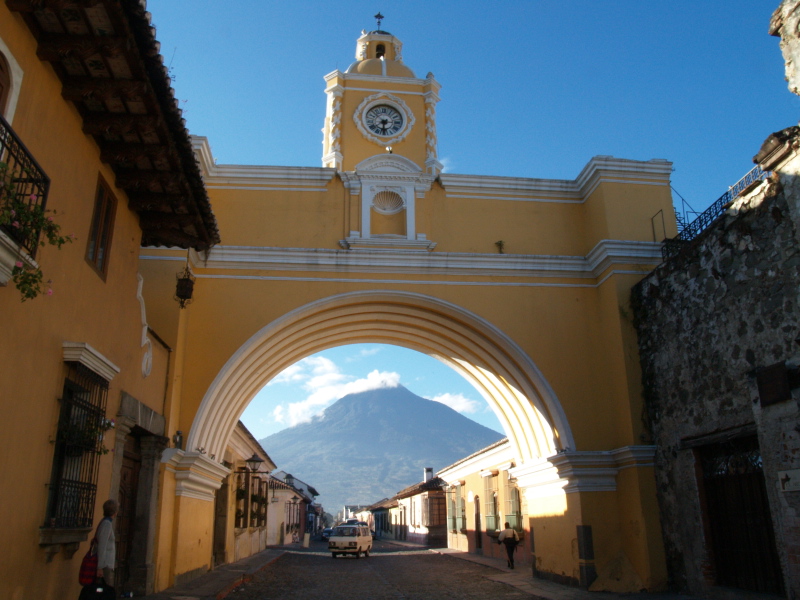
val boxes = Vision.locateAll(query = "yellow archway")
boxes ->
[186,290,574,464]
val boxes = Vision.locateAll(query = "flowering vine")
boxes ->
[0,162,73,301]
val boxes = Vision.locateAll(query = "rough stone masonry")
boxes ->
[630,4,800,596]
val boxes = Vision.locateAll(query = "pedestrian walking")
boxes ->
[79,499,117,599]
[497,522,519,569]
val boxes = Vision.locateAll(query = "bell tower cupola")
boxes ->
[321,15,442,176]
[322,15,442,251]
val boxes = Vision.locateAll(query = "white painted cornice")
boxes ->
[439,173,581,201]
[325,70,431,88]
[0,228,37,285]
[162,449,230,502]
[142,239,662,281]
[192,137,336,187]
[575,156,672,198]
[339,237,437,251]
[62,342,120,382]
[438,440,512,483]
[439,156,672,202]
[511,445,657,496]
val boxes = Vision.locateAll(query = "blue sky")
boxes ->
[145,1,797,438]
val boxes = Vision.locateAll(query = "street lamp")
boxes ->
[245,453,264,472]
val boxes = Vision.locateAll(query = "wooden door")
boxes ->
[117,434,141,590]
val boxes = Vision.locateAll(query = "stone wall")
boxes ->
[631,139,800,597]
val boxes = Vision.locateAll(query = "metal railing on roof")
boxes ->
[662,165,769,261]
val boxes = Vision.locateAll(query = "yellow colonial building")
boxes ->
[1,3,677,598]
[140,25,675,592]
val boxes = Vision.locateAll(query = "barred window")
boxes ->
[448,488,457,532]
[483,474,499,531]
[45,362,110,529]
[505,480,523,532]
[459,485,466,530]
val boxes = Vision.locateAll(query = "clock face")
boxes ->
[365,105,404,136]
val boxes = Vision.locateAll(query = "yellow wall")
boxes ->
[0,8,173,599]
[137,148,674,585]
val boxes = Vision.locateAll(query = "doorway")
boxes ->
[117,433,141,591]
[213,475,230,567]
[474,495,482,552]
[699,436,783,595]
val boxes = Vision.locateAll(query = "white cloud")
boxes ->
[428,392,480,414]
[344,346,382,362]
[272,360,402,428]
[267,362,306,385]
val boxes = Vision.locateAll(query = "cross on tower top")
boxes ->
[374,12,384,29]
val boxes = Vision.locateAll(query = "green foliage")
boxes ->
[59,417,115,456]
[0,161,74,301]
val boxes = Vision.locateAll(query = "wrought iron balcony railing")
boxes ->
[0,112,50,259]
[662,165,769,261]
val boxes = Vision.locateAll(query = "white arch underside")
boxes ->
[186,290,574,465]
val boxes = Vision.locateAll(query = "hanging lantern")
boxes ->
[175,265,195,309]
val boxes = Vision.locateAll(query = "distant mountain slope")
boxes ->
[258,385,504,512]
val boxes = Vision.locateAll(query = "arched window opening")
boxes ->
[376,44,385,59]
[0,52,10,117]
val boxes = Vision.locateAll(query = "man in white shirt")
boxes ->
[497,522,520,569]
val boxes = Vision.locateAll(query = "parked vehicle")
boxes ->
[328,524,372,558]
[321,527,333,541]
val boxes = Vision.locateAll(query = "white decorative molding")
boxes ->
[438,439,513,484]
[353,92,416,146]
[162,449,230,502]
[609,445,657,470]
[339,236,437,251]
[511,445,658,496]
[62,342,120,382]
[575,156,672,198]
[0,228,36,285]
[345,154,435,243]
[192,137,336,187]
[439,156,672,203]
[549,452,619,492]
[511,457,568,499]
[143,239,661,281]
[0,35,24,123]
[135,274,153,378]
[329,72,430,88]
[371,188,405,214]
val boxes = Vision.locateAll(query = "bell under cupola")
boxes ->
[345,25,416,78]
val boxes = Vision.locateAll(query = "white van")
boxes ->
[328,524,373,558]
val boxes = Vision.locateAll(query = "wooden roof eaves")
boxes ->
[6,0,221,249]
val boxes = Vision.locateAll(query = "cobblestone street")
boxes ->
[231,539,533,599]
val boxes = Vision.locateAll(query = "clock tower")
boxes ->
[322,20,442,248]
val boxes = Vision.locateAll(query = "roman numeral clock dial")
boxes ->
[365,105,403,136]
